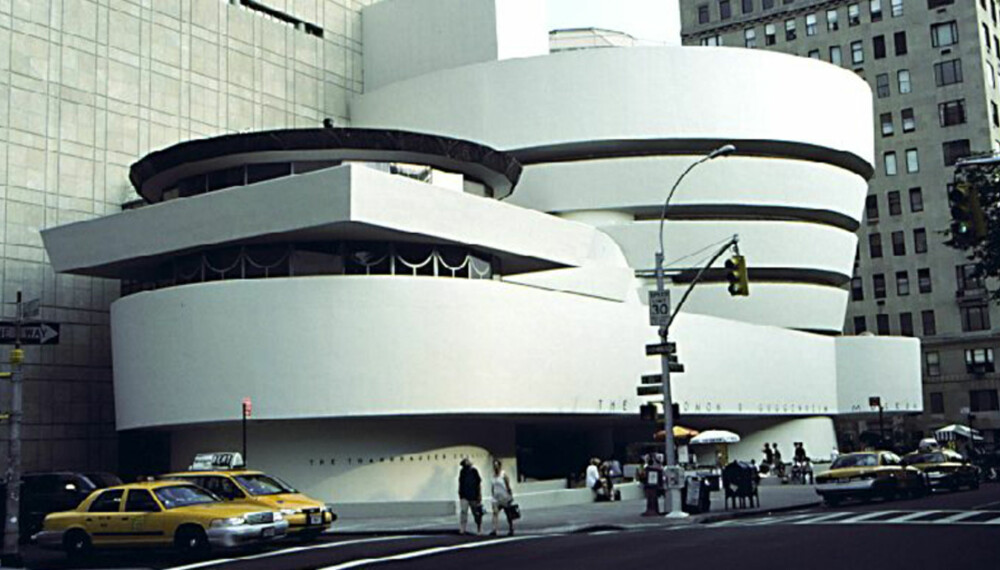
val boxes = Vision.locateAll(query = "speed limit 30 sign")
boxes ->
[648,290,671,327]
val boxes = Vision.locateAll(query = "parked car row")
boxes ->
[12,452,336,560]
[815,449,981,506]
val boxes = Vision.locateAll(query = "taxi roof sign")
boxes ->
[189,451,245,471]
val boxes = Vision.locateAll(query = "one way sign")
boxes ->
[0,322,60,345]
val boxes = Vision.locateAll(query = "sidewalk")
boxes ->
[331,481,822,535]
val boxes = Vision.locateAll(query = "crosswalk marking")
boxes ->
[709,510,1000,528]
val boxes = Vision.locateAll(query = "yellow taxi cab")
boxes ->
[902,449,981,491]
[35,480,288,559]
[815,450,927,506]
[161,452,335,540]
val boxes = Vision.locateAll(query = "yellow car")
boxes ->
[161,469,335,539]
[815,451,927,506]
[902,449,981,491]
[35,481,288,559]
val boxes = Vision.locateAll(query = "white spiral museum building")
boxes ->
[42,0,920,506]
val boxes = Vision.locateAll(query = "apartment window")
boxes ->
[914,228,928,253]
[899,312,914,336]
[806,13,817,35]
[993,102,999,127]
[957,263,985,291]
[897,69,911,93]
[698,5,710,23]
[848,3,860,26]
[720,0,732,19]
[873,273,886,298]
[931,21,959,47]
[891,0,903,16]
[743,28,758,48]
[942,139,971,167]
[961,304,991,332]
[851,40,864,64]
[869,233,883,258]
[905,148,919,172]
[827,8,839,31]
[742,0,754,13]
[894,31,908,55]
[901,108,915,132]
[896,270,910,295]
[876,313,890,335]
[934,59,963,86]
[830,45,843,65]
[880,112,894,135]
[853,315,867,333]
[785,19,797,41]
[865,194,879,220]
[925,351,941,376]
[876,73,891,97]
[808,49,820,59]
[884,151,897,175]
[909,187,923,212]
[922,310,937,336]
[939,99,966,126]
[765,23,776,45]
[851,277,865,301]
[871,0,883,21]
[873,35,886,59]
[918,268,932,293]
[892,230,906,255]
[966,350,996,375]
[970,388,1000,410]
[887,190,901,214]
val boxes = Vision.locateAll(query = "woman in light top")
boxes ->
[490,458,515,536]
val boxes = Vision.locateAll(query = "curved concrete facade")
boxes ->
[352,46,873,333]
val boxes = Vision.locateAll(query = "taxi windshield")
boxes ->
[154,485,219,509]
[234,474,296,496]
[831,454,878,469]
[903,452,945,465]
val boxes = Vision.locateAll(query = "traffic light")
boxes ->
[724,255,749,296]
[948,182,986,245]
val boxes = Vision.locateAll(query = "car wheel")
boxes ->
[63,529,92,560]
[174,525,210,557]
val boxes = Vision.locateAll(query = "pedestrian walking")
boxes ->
[490,459,515,536]
[457,458,483,535]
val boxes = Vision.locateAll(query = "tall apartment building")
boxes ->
[0,0,370,476]
[680,0,1000,450]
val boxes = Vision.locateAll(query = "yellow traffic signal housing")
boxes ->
[724,255,749,296]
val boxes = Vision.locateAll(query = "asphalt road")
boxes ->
[16,483,1000,570]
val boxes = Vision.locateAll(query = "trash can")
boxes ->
[681,475,712,514]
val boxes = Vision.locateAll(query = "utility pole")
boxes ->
[2,292,25,567]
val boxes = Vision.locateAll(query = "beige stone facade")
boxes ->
[0,0,369,474]
[680,0,1000,450]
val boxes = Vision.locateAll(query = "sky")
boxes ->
[545,0,681,45]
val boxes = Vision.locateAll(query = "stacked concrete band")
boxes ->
[40,0,921,509]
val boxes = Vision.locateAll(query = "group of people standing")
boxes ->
[457,458,518,536]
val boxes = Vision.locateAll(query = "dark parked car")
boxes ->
[0,472,122,540]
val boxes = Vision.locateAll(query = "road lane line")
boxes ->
[165,535,420,570]
[317,535,538,570]
[835,511,905,524]
[885,511,941,523]
[791,512,853,525]
[933,511,985,524]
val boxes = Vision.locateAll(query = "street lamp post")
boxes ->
[655,144,735,518]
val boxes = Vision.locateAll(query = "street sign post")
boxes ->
[0,322,59,345]
[648,290,671,327]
